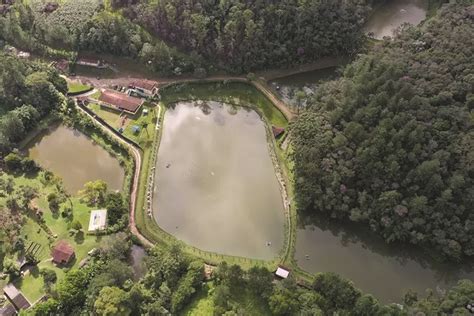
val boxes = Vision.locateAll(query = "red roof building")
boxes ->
[272,126,285,138]
[128,79,159,97]
[3,284,31,311]
[51,240,75,265]
[98,89,144,114]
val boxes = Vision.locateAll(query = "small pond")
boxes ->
[26,124,125,194]
[130,245,147,280]
[295,217,474,303]
[365,0,428,39]
[153,101,285,260]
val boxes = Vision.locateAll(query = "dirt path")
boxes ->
[73,97,154,248]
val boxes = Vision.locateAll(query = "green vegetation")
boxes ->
[0,52,66,153]
[291,3,473,260]
[67,81,91,94]
[119,0,371,72]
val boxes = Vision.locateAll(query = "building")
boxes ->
[76,58,107,69]
[98,90,144,115]
[128,79,159,97]
[3,284,31,312]
[275,266,290,279]
[272,126,285,138]
[88,209,107,232]
[51,240,75,265]
[0,303,16,316]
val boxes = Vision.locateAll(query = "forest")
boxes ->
[291,3,474,260]
[0,52,66,153]
[26,234,474,316]
[115,0,371,72]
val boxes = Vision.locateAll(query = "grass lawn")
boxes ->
[161,81,288,128]
[67,81,91,94]
[0,172,106,303]
[88,102,158,146]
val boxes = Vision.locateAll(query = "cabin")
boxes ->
[51,240,75,265]
[275,266,290,279]
[3,284,31,312]
[128,79,159,98]
[88,209,107,232]
[98,90,144,115]
[53,59,69,73]
[272,126,285,138]
[77,58,107,69]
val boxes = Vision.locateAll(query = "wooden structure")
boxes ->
[128,79,159,97]
[51,240,75,265]
[3,284,30,312]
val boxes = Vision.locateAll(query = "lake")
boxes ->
[26,124,125,194]
[295,217,474,303]
[153,101,285,260]
[365,0,428,39]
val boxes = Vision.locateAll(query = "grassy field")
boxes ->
[87,102,158,146]
[161,81,288,127]
[0,172,106,303]
[67,81,91,94]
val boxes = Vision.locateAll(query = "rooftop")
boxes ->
[88,209,107,232]
[3,284,31,311]
[275,266,290,279]
[129,79,158,91]
[99,90,144,113]
[52,240,75,264]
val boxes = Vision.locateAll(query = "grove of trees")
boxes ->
[119,0,372,72]
[291,3,474,260]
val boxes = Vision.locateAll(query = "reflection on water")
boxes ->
[26,124,125,193]
[365,0,428,39]
[296,216,474,303]
[153,101,285,260]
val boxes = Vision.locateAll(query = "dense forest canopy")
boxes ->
[118,0,371,72]
[0,53,66,152]
[291,3,474,260]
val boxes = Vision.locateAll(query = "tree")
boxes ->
[94,286,131,316]
[71,220,82,231]
[105,192,126,225]
[247,266,273,298]
[312,273,361,312]
[4,152,23,171]
[56,269,90,312]
[79,180,107,205]
[47,192,60,212]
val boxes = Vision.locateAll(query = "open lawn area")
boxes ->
[67,80,91,94]
[88,102,158,146]
[0,172,107,303]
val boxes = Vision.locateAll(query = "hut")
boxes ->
[51,240,75,265]
[275,266,290,279]
[3,284,31,312]
[0,303,16,316]
[272,126,285,138]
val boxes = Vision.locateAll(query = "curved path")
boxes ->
[73,96,154,247]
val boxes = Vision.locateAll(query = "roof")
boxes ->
[0,303,16,316]
[129,79,157,91]
[272,126,285,138]
[99,90,144,113]
[3,284,31,311]
[275,267,290,279]
[77,58,100,65]
[51,240,75,264]
[88,209,107,231]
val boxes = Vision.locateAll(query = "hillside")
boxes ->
[291,3,474,260]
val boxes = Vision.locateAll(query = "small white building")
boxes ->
[275,266,290,279]
[88,209,108,232]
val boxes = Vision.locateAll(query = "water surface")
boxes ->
[153,101,285,259]
[130,245,147,280]
[365,0,428,39]
[296,218,474,303]
[27,124,125,193]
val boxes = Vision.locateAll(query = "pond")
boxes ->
[129,245,147,281]
[365,0,428,39]
[153,101,285,260]
[295,217,474,304]
[26,124,125,194]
